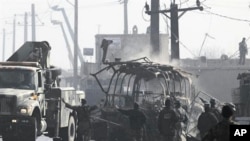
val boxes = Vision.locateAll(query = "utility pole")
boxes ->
[16,13,29,42]
[51,20,73,68]
[12,15,16,53]
[51,6,84,65]
[24,12,28,42]
[150,0,160,55]
[21,11,42,42]
[2,28,5,61]
[146,0,203,61]
[123,0,128,34]
[5,15,17,53]
[74,0,78,89]
[31,4,36,41]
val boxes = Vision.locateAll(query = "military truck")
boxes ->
[0,41,84,141]
[232,71,250,124]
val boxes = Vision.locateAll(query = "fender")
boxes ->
[17,94,42,116]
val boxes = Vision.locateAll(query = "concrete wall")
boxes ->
[182,59,250,102]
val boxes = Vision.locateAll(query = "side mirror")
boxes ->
[36,87,43,95]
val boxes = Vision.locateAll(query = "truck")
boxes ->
[232,71,250,124]
[0,41,84,141]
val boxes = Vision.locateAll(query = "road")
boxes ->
[36,136,53,141]
[0,135,53,141]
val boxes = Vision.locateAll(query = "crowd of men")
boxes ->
[116,97,237,141]
[197,98,237,141]
[61,96,237,141]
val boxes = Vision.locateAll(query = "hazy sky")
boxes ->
[1,0,250,70]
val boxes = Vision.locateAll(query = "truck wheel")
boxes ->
[68,115,76,141]
[23,117,37,141]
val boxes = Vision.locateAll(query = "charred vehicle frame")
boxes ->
[90,54,196,141]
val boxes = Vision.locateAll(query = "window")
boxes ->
[0,69,36,90]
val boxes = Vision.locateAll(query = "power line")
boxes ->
[166,23,198,58]
[179,40,198,58]
[184,0,250,23]
[204,9,250,23]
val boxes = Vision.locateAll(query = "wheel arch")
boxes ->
[32,106,41,121]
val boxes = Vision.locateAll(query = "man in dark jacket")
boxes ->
[62,98,97,141]
[197,103,219,139]
[158,99,179,141]
[210,98,222,121]
[175,100,188,141]
[117,102,146,141]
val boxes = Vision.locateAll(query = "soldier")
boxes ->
[175,101,188,141]
[117,102,146,141]
[202,105,238,141]
[62,98,97,141]
[158,99,179,141]
[210,98,222,121]
[224,102,237,120]
[197,103,219,139]
[239,37,248,65]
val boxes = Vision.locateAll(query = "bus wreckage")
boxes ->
[89,39,216,141]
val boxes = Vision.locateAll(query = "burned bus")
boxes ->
[88,39,214,141]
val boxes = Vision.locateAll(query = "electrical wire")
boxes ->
[228,50,239,59]
[65,0,74,7]
[179,40,198,58]
[204,9,250,23]
[163,0,250,59]
[166,23,198,58]
[47,0,63,9]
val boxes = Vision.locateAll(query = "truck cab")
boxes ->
[0,62,47,141]
[0,41,83,141]
[0,64,42,90]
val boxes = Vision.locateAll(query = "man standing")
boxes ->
[239,37,248,65]
[175,101,188,141]
[210,98,222,121]
[158,99,179,141]
[62,98,97,141]
[202,105,238,141]
[117,102,146,141]
[197,103,219,139]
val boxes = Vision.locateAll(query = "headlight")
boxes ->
[12,119,17,123]
[19,106,32,114]
[20,108,28,114]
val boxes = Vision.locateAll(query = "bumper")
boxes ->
[0,115,35,135]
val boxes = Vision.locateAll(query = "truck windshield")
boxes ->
[0,69,36,90]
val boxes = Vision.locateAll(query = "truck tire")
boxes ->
[60,115,76,141]
[68,115,76,141]
[23,117,37,141]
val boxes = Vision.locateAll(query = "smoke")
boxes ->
[116,35,171,65]
[121,44,152,61]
